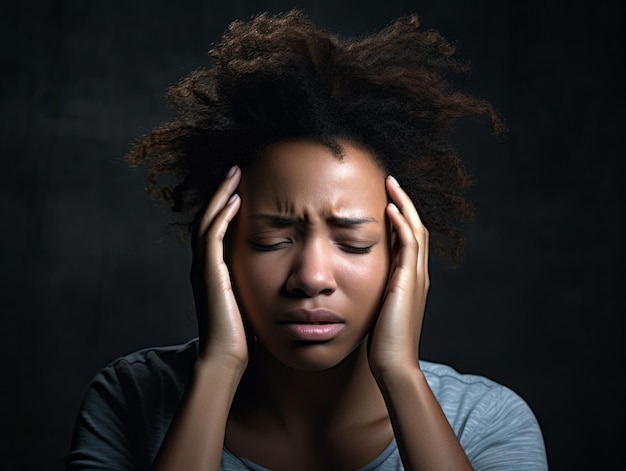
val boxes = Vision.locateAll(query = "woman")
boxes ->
[67,11,547,470]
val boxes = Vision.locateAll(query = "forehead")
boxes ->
[239,139,387,218]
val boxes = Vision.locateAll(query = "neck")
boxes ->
[234,339,388,436]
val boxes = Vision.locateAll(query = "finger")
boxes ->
[386,176,428,239]
[195,166,241,252]
[204,194,240,271]
[386,176,429,287]
[385,202,418,277]
[199,165,241,234]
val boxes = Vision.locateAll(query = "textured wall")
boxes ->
[1,1,622,469]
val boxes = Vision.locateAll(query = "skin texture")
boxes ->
[230,139,390,372]
[153,139,473,471]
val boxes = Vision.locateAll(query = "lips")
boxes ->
[277,309,345,341]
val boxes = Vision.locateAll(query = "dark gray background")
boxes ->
[1,1,623,470]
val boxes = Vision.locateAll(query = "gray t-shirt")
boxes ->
[66,339,548,470]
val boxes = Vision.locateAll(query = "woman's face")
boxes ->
[230,139,390,371]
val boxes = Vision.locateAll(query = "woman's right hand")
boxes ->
[190,165,248,371]
[153,167,246,471]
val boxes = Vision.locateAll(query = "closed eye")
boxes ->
[251,241,291,252]
[339,244,375,254]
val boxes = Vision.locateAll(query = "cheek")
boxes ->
[230,249,282,315]
[342,249,390,302]
[229,227,256,307]
[240,258,276,292]
[370,253,391,295]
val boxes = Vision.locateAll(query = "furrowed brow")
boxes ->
[248,214,300,226]
[329,217,378,227]
[248,214,378,227]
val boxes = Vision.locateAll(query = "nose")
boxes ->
[285,238,337,297]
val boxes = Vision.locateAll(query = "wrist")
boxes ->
[371,359,423,392]
[195,349,248,378]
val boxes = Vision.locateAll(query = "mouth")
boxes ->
[279,308,343,323]
[277,309,345,341]
[283,321,337,324]
[277,322,345,341]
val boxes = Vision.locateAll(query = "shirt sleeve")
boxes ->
[459,386,548,470]
[65,347,191,471]
[65,363,140,471]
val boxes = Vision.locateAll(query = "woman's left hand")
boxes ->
[368,176,474,471]
[368,175,429,379]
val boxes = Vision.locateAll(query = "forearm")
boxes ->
[376,366,473,471]
[152,357,244,471]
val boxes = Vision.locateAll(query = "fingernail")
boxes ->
[388,202,399,212]
[227,194,239,205]
[225,165,238,178]
[387,175,400,186]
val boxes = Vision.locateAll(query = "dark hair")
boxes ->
[125,10,503,265]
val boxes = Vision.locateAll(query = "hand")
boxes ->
[190,166,248,370]
[368,175,430,379]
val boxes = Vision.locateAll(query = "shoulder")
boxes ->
[420,360,521,418]
[105,338,199,371]
[420,360,504,399]
[420,360,548,470]
[85,339,199,405]
[84,339,199,421]
[100,338,199,382]
[66,340,200,470]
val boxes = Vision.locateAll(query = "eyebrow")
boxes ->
[248,214,378,226]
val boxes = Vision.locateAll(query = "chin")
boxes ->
[256,338,365,372]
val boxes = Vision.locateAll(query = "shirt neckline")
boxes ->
[222,438,398,471]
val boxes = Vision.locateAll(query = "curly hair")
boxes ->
[125,10,503,265]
